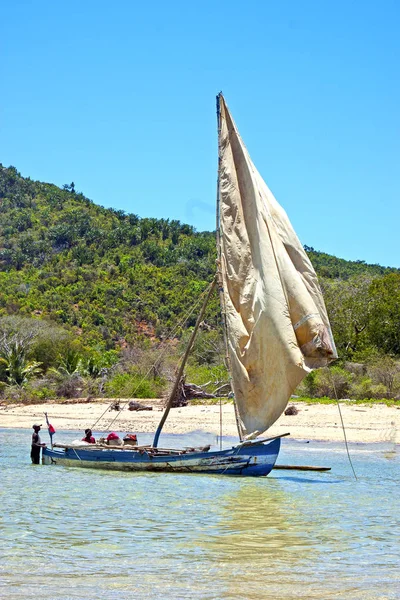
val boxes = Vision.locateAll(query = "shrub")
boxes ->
[104,371,165,399]
[24,379,57,401]
[310,366,353,399]
[47,371,84,398]
[1,385,30,403]
[350,377,388,400]
[367,356,400,396]
[296,370,318,397]
[80,349,119,378]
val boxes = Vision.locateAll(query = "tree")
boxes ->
[0,334,42,386]
[63,182,75,193]
[322,275,375,359]
[367,273,400,355]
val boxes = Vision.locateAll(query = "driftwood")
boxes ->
[128,401,153,411]
[60,397,93,404]
[183,383,215,399]
[167,376,217,408]
[167,376,188,408]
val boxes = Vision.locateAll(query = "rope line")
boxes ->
[328,368,357,480]
[91,282,215,431]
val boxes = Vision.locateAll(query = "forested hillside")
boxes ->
[1,164,400,402]
[0,165,219,345]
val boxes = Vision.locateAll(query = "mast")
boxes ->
[152,276,217,448]
[215,93,244,441]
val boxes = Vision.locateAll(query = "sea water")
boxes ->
[1,428,399,600]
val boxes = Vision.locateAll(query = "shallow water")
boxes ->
[1,428,399,600]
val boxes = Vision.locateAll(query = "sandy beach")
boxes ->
[1,399,399,444]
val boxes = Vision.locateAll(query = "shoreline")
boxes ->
[1,399,399,444]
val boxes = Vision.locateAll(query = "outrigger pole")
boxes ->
[152,276,217,448]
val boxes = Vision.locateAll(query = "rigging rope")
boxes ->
[91,282,215,431]
[328,368,357,480]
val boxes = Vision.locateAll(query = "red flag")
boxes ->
[44,412,56,439]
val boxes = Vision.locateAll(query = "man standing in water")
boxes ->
[31,424,46,464]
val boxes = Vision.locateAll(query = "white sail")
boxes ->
[217,95,337,438]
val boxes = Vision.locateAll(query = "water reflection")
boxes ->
[1,429,400,600]
[206,480,312,560]
[191,447,400,600]
[195,479,326,599]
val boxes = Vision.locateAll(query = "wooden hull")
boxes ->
[42,438,281,477]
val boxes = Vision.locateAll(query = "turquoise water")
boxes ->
[1,428,399,600]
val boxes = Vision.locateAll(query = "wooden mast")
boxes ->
[215,93,244,442]
[152,276,217,448]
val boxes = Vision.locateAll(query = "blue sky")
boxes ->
[2,0,399,267]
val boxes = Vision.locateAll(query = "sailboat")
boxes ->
[42,94,337,476]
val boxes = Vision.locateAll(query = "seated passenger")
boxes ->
[106,432,123,446]
[123,433,138,446]
[82,428,96,444]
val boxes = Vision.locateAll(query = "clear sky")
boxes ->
[2,0,399,267]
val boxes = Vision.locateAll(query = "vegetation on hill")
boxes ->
[0,165,219,343]
[1,164,400,403]
[304,246,398,279]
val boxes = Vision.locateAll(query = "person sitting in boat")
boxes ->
[106,432,123,446]
[123,433,138,446]
[81,428,96,444]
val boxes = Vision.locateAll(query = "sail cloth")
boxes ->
[217,95,337,438]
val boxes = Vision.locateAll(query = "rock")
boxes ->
[128,401,153,411]
[284,405,299,416]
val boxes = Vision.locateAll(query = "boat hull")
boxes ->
[42,438,281,477]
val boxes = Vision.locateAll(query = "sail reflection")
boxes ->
[203,479,315,563]
[188,479,321,599]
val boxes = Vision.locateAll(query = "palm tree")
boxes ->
[54,349,82,376]
[0,335,42,386]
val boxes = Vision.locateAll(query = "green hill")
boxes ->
[0,164,219,347]
[304,246,397,279]
[1,164,399,358]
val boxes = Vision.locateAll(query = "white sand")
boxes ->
[1,399,399,443]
